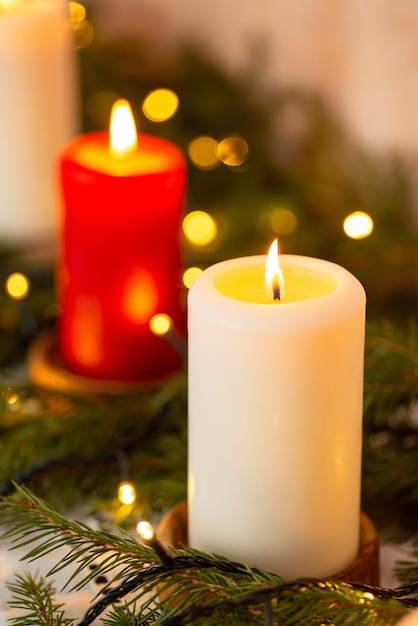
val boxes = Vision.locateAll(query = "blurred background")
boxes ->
[3,0,418,365]
[86,0,418,154]
[74,0,418,321]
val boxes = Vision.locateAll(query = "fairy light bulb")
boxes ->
[183,211,217,247]
[5,272,30,300]
[183,267,203,289]
[343,211,374,239]
[149,313,172,336]
[136,520,155,541]
[118,481,136,505]
[142,88,179,122]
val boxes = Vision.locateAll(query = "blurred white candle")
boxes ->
[188,250,366,578]
[0,0,78,247]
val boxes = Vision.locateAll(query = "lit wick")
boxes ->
[265,239,284,303]
[272,277,281,301]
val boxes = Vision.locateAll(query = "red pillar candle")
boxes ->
[58,100,187,382]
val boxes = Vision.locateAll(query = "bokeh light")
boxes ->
[142,88,179,122]
[183,211,217,246]
[69,2,94,49]
[118,481,136,505]
[149,313,172,336]
[270,208,298,236]
[5,273,30,300]
[136,520,154,541]
[183,267,203,288]
[217,135,248,167]
[3,387,20,407]
[188,136,219,170]
[69,1,85,21]
[343,211,374,239]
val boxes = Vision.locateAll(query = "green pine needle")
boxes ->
[6,572,76,626]
[0,485,415,626]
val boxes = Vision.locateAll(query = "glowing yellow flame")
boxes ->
[109,99,138,160]
[265,239,285,301]
[149,314,172,336]
[183,211,217,246]
[142,88,179,122]
[183,267,203,289]
[118,481,136,505]
[343,211,374,239]
[5,273,30,300]
[137,520,154,541]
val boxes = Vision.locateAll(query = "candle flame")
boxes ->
[265,239,285,301]
[109,99,138,159]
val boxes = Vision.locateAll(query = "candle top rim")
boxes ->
[61,131,186,177]
[188,254,366,330]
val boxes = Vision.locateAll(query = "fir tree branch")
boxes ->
[6,572,75,626]
[0,486,417,626]
[0,396,169,497]
[0,485,153,591]
[156,579,409,626]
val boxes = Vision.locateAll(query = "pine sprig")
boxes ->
[0,378,188,514]
[362,321,418,539]
[364,320,418,420]
[0,485,154,592]
[0,486,417,626]
[6,572,75,626]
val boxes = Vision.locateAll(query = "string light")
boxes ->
[5,273,30,300]
[3,387,20,409]
[188,136,219,170]
[343,211,374,239]
[183,211,217,246]
[149,314,187,360]
[149,314,173,336]
[217,135,248,167]
[136,520,173,565]
[117,481,136,506]
[142,88,179,122]
[69,2,94,49]
[136,520,154,541]
[183,267,203,289]
[69,1,85,21]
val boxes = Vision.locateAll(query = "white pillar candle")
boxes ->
[188,253,366,579]
[0,0,78,247]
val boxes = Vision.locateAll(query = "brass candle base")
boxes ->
[158,500,380,585]
[27,330,179,395]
